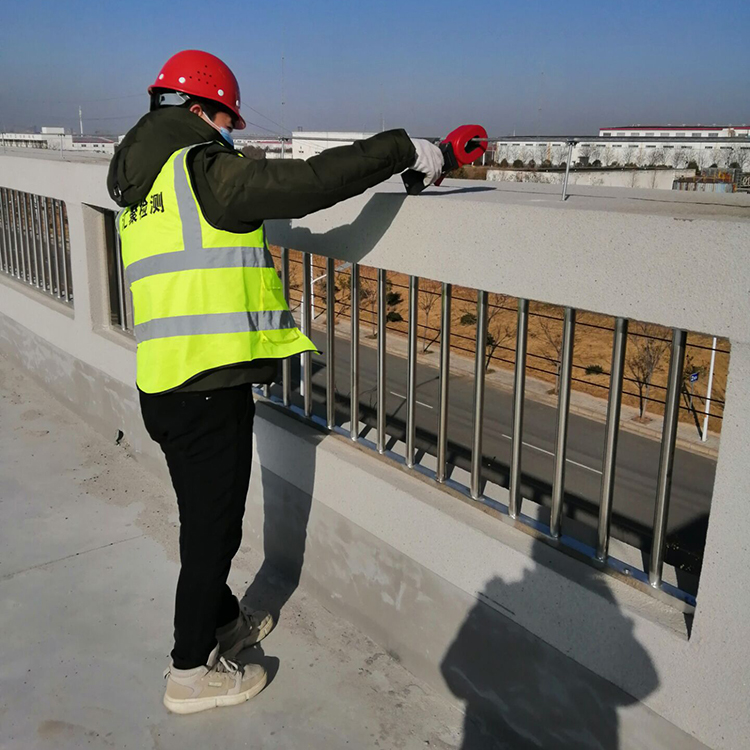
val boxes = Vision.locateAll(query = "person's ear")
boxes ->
[189,103,204,118]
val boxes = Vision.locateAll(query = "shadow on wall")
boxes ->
[240,393,320,622]
[266,192,406,265]
[441,539,660,750]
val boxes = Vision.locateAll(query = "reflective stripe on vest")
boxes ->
[117,143,315,394]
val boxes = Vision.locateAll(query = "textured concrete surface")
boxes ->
[0,354,466,750]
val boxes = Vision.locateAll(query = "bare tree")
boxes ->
[538,316,564,394]
[484,293,513,371]
[627,322,669,419]
[359,273,378,336]
[602,145,615,166]
[729,145,749,170]
[622,146,637,166]
[647,147,665,167]
[418,279,442,352]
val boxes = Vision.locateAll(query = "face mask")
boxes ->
[201,112,234,148]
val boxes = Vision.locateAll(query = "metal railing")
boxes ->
[258,248,721,607]
[96,224,722,604]
[0,187,73,303]
[103,210,134,334]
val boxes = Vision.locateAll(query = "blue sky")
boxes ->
[1,0,748,137]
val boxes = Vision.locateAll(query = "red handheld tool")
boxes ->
[402,124,488,195]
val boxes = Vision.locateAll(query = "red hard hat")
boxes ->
[149,50,246,130]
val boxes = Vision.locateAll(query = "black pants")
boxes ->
[139,384,255,669]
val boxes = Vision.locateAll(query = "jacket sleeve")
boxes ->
[189,129,416,233]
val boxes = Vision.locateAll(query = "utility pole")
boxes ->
[79,106,83,136]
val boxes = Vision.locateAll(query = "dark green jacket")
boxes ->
[107,107,416,392]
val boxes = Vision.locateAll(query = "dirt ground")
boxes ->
[272,248,729,436]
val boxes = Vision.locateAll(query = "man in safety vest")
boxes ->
[107,49,443,714]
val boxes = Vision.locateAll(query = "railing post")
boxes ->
[470,291,488,499]
[58,201,70,301]
[0,189,8,273]
[597,317,628,561]
[436,283,452,482]
[377,268,387,453]
[34,196,44,290]
[302,252,313,417]
[350,264,360,441]
[115,220,127,330]
[406,275,419,467]
[281,248,291,407]
[326,256,336,430]
[649,328,687,588]
[509,298,529,518]
[550,307,576,537]
[561,141,575,201]
[16,191,27,282]
[51,199,61,298]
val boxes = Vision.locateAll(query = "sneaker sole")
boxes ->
[221,617,275,660]
[163,672,268,715]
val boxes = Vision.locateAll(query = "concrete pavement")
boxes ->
[0,353,465,750]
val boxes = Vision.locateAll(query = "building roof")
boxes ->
[601,125,748,131]
[72,136,115,144]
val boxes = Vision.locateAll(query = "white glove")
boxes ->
[410,138,444,188]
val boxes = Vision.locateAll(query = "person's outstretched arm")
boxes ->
[191,130,417,232]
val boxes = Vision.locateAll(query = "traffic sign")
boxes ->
[689,372,699,383]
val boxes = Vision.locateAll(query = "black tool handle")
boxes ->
[402,169,428,195]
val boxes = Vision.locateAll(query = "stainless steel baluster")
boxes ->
[470,291,489,499]
[34,196,44,289]
[649,328,687,588]
[377,268,387,453]
[281,248,291,407]
[0,189,8,273]
[596,317,628,561]
[550,307,576,538]
[58,202,70,301]
[115,219,127,329]
[509,298,529,518]
[302,253,313,417]
[436,283,452,482]
[326,256,336,429]
[350,264,360,441]
[406,275,419,467]
[17,191,27,282]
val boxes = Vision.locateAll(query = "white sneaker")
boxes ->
[217,608,275,659]
[163,644,267,715]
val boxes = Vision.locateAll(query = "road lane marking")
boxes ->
[500,434,602,475]
[390,391,434,410]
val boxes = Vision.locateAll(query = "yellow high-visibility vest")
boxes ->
[117,143,314,394]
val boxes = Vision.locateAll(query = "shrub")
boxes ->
[386,311,404,323]
[460,312,477,326]
[585,364,604,376]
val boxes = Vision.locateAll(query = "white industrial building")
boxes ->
[0,127,73,150]
[0,127,116,155]
[495,125,750,171]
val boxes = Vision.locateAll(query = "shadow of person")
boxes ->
[440,539,659,749]
[240,392,323,624]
